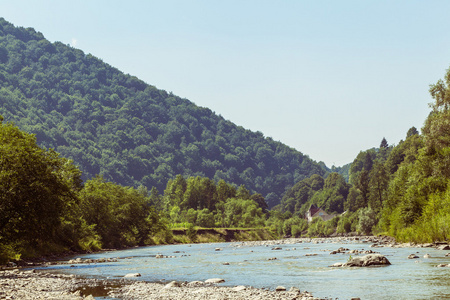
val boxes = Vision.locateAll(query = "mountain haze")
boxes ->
[0,18,326,207]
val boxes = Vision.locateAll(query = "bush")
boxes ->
[357,207,377,235]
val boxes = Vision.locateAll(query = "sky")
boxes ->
[1,0,450,167]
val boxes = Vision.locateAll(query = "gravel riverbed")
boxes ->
[0,268,331,300]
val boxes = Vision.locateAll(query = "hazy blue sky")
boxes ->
[2,1,450,166]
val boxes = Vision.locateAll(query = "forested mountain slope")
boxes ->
[0,18,326,207]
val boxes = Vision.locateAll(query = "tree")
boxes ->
[358,207,377,235]
[380,137,389,149]
[0,120,84,258]
[79,176,161,248]
[356,169,370,207]
[406,126,419,138]
[368,161,389,212]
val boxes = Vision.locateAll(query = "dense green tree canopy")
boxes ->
[0,18,325,208]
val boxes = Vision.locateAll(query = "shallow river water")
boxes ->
[39,239,450,299]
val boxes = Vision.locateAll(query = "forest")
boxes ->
[0,18,326,209]
[1,18,450,263]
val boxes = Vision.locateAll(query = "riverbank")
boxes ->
[0,268,330,300]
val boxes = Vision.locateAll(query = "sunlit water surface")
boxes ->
[38,240,450,299]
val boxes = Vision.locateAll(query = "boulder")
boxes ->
[205,278,225,284]
[272,247,282,250]
[437,245,450,251]
[408,254,419,259]
[275,286,286,291]
[343,254,391,267]
[233,285,247,292]
[437,264,450,267]
[423,254,431,259]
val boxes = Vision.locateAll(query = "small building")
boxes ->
[305,204,335,222]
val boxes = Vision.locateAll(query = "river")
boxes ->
[37,238,450,299]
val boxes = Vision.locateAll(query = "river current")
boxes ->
[38,238,450,299]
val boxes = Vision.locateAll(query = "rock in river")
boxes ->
[343,254,391,267]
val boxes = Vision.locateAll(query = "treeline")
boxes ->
[161,175,267,228]
[276,67,450,243]
[0,18,325,208]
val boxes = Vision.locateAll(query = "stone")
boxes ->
[222,262,230,265]
[408,254,419,259]
[343,254,391,267]
[205,278,225,284]
[289,287,301,293]
[272,247,282,250]
[437,264,450,267]
[233,285,247,291]
[187,281,205,287]
[124,273,141,277]
[437,245,450,251]
[215,248,223,251]
[329,262,344,267]
[164,281,181,288]
[275,286,286,291]
[423,254,431,259]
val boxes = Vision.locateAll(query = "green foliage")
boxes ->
[0,120,99,261]
[357,207,377,235]
[377,67,450,242]
[223,198,266,228]
[79,176,166,249]
[0,18,326,209]
[281,173,348,217]
[307,217,335,237]
[336,216,352,234]
[185,223,197,242]
[282,216,307,237]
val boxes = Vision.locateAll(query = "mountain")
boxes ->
[0,18,326,208]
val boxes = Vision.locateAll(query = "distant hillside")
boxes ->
[0,18,326,207]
